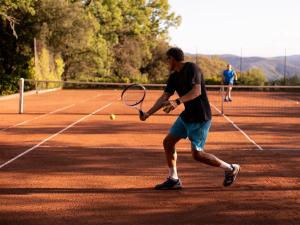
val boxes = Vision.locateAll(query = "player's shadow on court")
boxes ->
[0,185,299,195]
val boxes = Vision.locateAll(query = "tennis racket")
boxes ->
[121,84,146,116]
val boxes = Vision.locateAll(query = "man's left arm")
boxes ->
[234,71,238,81]
[163,84,201,113]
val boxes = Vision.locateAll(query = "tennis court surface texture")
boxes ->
[0,87,299,225]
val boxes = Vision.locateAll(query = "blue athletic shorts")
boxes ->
[224,79,234,85]
[169,117,211,151]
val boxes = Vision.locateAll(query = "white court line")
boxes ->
[0,93,103,132]
[38,146,300,151]
[211,103,264,151]
[0,101,114,169]
[0,88,62,101]
[0,104,75,132]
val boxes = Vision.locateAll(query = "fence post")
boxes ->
[18,78,24,114]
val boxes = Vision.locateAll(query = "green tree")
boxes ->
[88,0,181,81]
[186,55,228,84]
[141,39,170,83]
[287,75,300,85]
[34,0,109,80]
[0,1,37,95]
[0,0,181,95]
[272,74,300,85]
[0,0,36,37]
[240,68,267,86]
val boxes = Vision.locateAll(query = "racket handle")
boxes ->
[163,105,173,113]
[139,110,144,117]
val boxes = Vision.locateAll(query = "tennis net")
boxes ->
[219,86,300,117]
[18,79,300,117]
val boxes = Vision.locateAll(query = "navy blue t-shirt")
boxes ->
[164,62,212,123]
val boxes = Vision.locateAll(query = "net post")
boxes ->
[221,85,224,115]
[35,80,39,94]
[18,78,24,114]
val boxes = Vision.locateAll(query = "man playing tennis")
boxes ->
[222,64,238,102]
[140,47,240,190]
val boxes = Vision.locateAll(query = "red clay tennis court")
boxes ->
[0,85,299,225]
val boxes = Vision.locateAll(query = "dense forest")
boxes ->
[0,0,279,96]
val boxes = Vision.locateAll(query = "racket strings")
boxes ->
[122,89,145,106]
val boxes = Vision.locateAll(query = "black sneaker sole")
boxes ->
[154,186,183,190]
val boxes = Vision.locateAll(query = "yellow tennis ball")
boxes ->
[110,114,116,120]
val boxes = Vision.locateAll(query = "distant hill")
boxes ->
[186,53,300,81]
[218,54,300,81]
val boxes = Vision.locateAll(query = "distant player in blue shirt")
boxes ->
[222,64,238,102]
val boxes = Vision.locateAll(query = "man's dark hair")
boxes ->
[166,47,184,62]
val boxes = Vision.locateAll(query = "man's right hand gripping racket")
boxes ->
[121,83,146,117]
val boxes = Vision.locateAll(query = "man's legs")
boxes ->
[192,150,240,187]
[154,134,183,190]
[155,117,240,189]
[163,133,182,179]
[225,85,233,101]
[162,135,233,174]
[192,150,231,170]
[189,119,240,187]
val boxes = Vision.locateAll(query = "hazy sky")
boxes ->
[168,0,300,57]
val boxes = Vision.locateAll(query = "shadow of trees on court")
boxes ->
[0,183,299,225]
[1,142,299,225]
[3,119,300,136]
[223,107,300,117]
[2,121,170,135]
[1,143,299,179]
